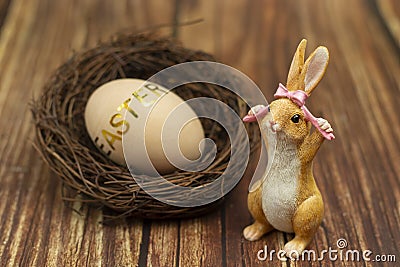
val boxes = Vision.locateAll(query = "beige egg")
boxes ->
[84,78,205,175]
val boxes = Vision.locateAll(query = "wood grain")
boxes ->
[0,0,399,266]
[376,0,400,45]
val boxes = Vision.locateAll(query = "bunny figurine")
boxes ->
[242,39,334,256]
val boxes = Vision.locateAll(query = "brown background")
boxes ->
[0,0,399,266]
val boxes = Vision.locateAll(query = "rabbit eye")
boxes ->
[267,105,271,112]
[291,114,300,123]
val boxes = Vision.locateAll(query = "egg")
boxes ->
[84,78,205,175]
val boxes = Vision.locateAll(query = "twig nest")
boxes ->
[31,32,260,219]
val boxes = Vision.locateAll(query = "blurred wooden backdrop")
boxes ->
[0,0,399,266]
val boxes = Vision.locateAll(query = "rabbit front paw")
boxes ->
[248,105,266,116]
[317,118,333,133]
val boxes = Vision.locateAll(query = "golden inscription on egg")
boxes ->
[96,82,167,156]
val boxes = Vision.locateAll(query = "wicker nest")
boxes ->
[31,32,260,219]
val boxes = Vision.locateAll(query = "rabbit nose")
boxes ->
[268,120,280,133]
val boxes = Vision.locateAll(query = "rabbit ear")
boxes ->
[301,46,329,95]
[286,39,307,90]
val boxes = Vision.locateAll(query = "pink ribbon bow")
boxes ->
[274,83,335,140]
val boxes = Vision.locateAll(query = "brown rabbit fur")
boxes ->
[243,39,333,256]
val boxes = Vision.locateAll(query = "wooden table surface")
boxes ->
[0,0,399,266]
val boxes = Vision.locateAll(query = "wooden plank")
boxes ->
[288,1,400,266]
[376,0,400,45]
[100,218,143,267]
[178,213,223,267]
[174,2,225,267]
[216,0,399,266]
[0,0,11,31]
[0,0,399,266]
[0,0,174,266]
[178,0,217,54]
[217,1,291,265]
[147,220,179,267]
